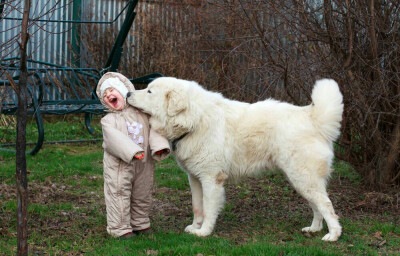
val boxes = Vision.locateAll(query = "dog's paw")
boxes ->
[184,224,199,233]
[302,226,322,233]
[321,233,339,242]
[186,227,212,237]
[192,228,212,237]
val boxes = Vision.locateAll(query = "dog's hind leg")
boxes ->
[308,194,341,241]
[302,202,323,233]
[185,173,204,233]
[186,173,227,237]
[286,172,342,242]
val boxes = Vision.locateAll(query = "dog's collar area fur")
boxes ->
[171,132,189,151]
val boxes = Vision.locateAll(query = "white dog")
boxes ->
[127,77,343,241]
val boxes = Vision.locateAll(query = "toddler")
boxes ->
[96,72,170,239]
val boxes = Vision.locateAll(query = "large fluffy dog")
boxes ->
[127,77,343,241]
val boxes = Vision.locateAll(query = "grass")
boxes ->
[1,115,399,255]
[0,114,102,154]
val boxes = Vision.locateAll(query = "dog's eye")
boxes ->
[147,90,152,94]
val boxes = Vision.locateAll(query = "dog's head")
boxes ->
[127,77,200,140]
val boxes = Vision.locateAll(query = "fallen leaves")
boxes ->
[374,231,383,239]
[146,249,158,255]
[371,231,388,248]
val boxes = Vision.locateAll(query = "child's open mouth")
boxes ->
[109,97,118,107]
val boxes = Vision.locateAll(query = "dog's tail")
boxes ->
[311,79,344,142]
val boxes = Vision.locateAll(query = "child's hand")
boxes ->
[134,152,144,160]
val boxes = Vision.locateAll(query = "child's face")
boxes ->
[103,88,125,111]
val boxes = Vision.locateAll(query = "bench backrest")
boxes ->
[0,67,103,114]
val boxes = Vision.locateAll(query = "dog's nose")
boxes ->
[126,92,132,98]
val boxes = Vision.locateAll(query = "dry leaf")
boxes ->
[146,249,158,256]
[374,231,383,239]
[378,240,387,247]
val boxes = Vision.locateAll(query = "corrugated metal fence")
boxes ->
[0,0,150,68]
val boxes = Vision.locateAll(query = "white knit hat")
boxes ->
[100,77,129,99]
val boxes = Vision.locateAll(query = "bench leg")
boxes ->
[85,113,95,135]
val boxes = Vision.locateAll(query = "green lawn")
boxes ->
[0,116,399,255]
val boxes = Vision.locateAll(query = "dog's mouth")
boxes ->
[128,100,145,112]
[136,106,153,115]
[126,98,152,115]
[136,107,149,114]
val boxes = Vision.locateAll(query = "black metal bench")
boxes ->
[0,0,163,155]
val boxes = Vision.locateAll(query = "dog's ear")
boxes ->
[166,89,186,116]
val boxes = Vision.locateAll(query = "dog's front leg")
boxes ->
[187,173,226,237]
[184,173,203,233]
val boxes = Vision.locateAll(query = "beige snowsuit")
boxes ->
[97,72,170,237]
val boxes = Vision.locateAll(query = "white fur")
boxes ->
[127,77,344,241]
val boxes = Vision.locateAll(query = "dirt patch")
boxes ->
[0,179,105,241]
[0,178,101,205]
[151,187,192,233]
[329,179,400,223]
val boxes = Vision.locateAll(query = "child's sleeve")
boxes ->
[149,128,171,161]
[101,115,144,163]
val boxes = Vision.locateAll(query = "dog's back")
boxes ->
[213,79,343,179]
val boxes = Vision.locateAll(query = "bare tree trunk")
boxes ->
[16,0,31,255]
